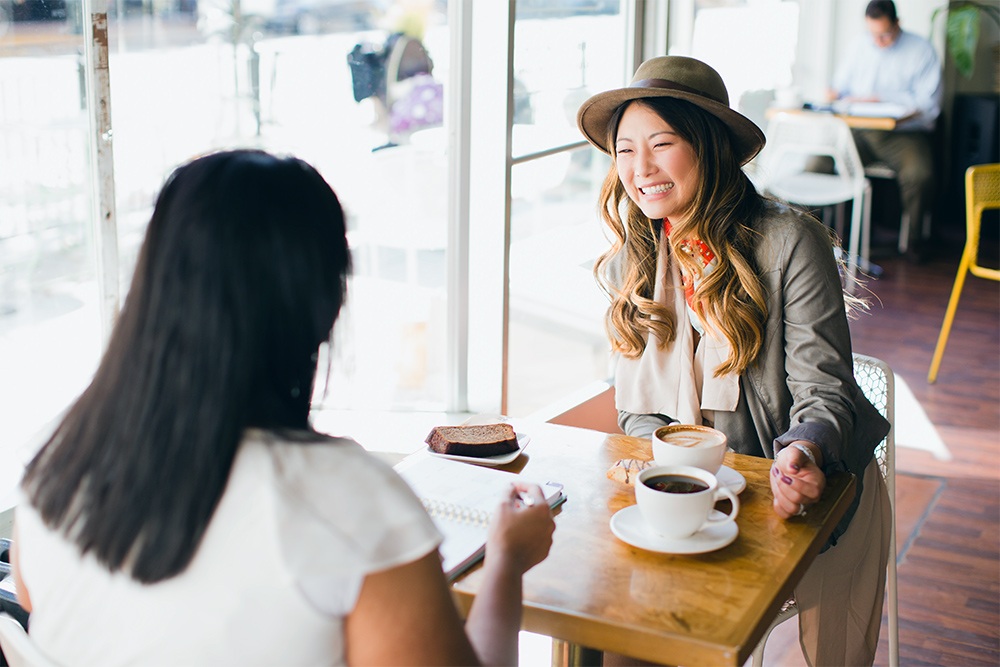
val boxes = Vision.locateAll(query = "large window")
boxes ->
[506,0,626,416]
[0,0,661,500]
[0,0,453,495]
[0,8,96,501]
[105,1,452,412]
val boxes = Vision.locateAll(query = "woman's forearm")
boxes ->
[618,411,674,439]
[464,483,554,666]
[463,553,524,667]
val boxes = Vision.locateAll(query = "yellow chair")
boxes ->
[928,164,1000,383]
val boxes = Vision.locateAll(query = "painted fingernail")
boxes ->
[790,463,801,472]
[772,466,779,477]
[782,475,793,484]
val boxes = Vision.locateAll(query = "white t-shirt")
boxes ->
[15,430,442,666]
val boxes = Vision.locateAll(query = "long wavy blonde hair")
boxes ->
[593,97,768,377]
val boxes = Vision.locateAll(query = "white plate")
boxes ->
[426,432,529,466]
[610,505,739,554]
[717,464,746,495]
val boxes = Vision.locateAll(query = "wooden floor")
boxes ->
[762,227,1000,666]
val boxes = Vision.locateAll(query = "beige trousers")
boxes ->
[795,458,892,667]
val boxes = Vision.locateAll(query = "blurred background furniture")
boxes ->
[928,163,1000,384]
[946,95,1000,223]
[752,353,898,667]
[537,379,621,434]
[864,161,932,254]
[348,31,437,147]
[756,112,872,292]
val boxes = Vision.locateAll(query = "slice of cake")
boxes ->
[425,423,519,458]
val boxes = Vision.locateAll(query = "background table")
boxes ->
[449,420,856,667]
[765,106,912,130]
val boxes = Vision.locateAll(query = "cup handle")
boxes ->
[704,486,740,528]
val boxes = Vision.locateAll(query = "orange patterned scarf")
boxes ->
[663,218,718,329]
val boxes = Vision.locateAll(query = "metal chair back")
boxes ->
[751,353,899,667]
[756,112,871,291]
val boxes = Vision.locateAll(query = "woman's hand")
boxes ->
[485,482,555,575]
[770,441,826,520]
[346,483,555,667]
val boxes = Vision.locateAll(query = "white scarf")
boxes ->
[614,231,740,425]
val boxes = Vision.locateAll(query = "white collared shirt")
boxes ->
[832,28,942,131]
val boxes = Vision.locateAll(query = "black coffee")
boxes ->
[644,474,708,494]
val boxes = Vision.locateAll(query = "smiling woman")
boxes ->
[612,103,700,224]
[577,55,893,667]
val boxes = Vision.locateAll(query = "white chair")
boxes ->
[751,353,898,667]
[756,112,873,292]
[0,612,59,667]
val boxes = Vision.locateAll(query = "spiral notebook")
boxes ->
[395,454,566,581]
[0,573,15,605]
[0,538,16,605]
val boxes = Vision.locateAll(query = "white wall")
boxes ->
[795,0,835,103]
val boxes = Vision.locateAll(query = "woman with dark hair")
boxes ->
[577,57,892,666]
[9,150,554,665]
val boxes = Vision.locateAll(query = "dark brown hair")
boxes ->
[866,1,898,23]
[22,150,351,583]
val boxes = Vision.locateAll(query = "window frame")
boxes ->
[80,0,665,415]
[460,0,652,414]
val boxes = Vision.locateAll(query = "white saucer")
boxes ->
[716,464,746,495]
[610,505,739,554]
[426,432,529,466]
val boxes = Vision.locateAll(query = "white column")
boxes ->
[445,0,473,413]
[466,0,515,414]
[83,0,120,347]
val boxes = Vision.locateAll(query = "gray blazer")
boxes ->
[616,201,889,542]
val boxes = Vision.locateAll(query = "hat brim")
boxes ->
[577,86,765,166]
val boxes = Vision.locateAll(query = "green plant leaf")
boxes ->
[946,5,981,78]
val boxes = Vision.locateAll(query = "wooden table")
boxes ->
[449,420,856,667]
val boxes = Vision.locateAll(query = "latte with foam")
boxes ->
[651,424,727,473]
[655,425,726,448]
[663,431,717,448]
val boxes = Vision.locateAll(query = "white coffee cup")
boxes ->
[652,424,728,474]
[635,465,740,539]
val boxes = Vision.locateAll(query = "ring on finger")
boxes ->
[795,503,807,517]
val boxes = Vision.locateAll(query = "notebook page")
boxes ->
[395,454,564,578]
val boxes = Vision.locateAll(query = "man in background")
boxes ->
[828,0,942,263]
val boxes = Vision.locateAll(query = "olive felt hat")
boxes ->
[576,55,765,165]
